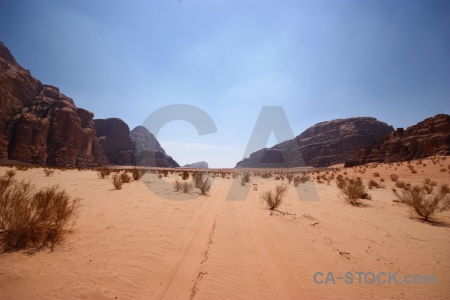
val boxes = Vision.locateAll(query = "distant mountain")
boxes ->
[347,114,450,166]
[184,161,208,168]
[130,126,179,168]
[0,41,107,167]
[235,117,394,168]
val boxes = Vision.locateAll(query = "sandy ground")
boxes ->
[0,157,449,299]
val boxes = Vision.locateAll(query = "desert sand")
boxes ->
[0,157,449,299]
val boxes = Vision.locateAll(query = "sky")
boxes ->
[1,0,449,168]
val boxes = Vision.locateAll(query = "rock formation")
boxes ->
[130,126,179,167]
[348,114,450,166]
[94,118,135,165]
[0,42,106,166]
[236,117,394,168]
[184,161,208,168]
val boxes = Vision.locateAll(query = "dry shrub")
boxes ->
[160,170,169,177]
[120,172,131,183]
[294,173,309,187]
[368,179,380,189]
[286,174,293,184]
[181,181,193,193]
[181,171,190,180]
[97,168,111,179]
[0,173,79,252]
[173,179,182,192]
[44,168,55,176]
[193,172,212,195]
[240,172,250,186]
[395,181,410,190]
[373,172,380,177]
[261,172,271,179]
[261,184,288,210]
[337,177,371,205]
[394,184,450,221]
[112,173,123,190]
[6,169,16,178]
[131,168,145,180]
[390,174,399,182]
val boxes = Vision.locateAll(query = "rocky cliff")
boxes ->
[0,42,106,166]
[236,117,394,168]
[130,126,179,167]
[94,118,136,165]
[348,114,450,165]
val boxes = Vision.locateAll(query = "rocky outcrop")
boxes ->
[0,42,107,166]
[184,161,208,168]
[348,114,450,166]
[130,125,179,167]
[236,117,394,168]
[94,118,135,165]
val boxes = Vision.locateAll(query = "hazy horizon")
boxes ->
[1,0,449,167]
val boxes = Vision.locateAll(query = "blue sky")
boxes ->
[1,0,449,168]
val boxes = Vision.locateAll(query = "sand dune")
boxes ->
[0,157,449,299]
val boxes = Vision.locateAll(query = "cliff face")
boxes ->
[236,117,394,168]
[349,114,450,165]
[130,126,179,168]
[94,118,136,166]
[0,42,106,166]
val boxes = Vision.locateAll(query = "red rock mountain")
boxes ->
[0,42,107,166]
[130,125,179,167]
[236,117,394,168]
[349,114,450,166]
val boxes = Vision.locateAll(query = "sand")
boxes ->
[0,157,449,299]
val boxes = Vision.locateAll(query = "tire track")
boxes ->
[152,182,224,300]
[242,201,306,299]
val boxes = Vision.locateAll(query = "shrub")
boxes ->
[261,172,271,179]
[44,168,55,177]
[173,179,182,192]
[197,177,212,195]
[120,172,131,183]
[390,174,399,182]
[337,177,371,205]
[6,169,16,178]
[368,179,380,189]
[294,173,309,187]
[181,181,193,193]
[112,173,123,190]
[0,174,80,252]
[160,170,169,177]
[181,171,190,180]
[261,184,289,210]
[131,168,145,180]
[394,184,450,221]
[240,172,250,186]
[373,172,380,177]
[97,168,111,179]
[286,174,293,184]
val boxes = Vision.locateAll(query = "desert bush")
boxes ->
[261,172,271,179]
[44,168,55,176]
[390,174,399,182]
[286,174,293,184]
[181,181,193,193]
[160,170,169,177]
[120,172,131,183]
[373,172,380,177]
[0,175,79,252]
[112,173,123,190]
[275,176,281,180]
[181,171,190,180]
[97,168,111,179]
[336,174,344,181]
[294,173,309,187]
[368,179,380,189]
[394,184,450,221]
[240,172,250,186]
[261,184,288,210]
[337,177,371,205]
[197,177,212,195]
[131,168,145,180]
[173,179,182,191]
[6,169,16,178]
